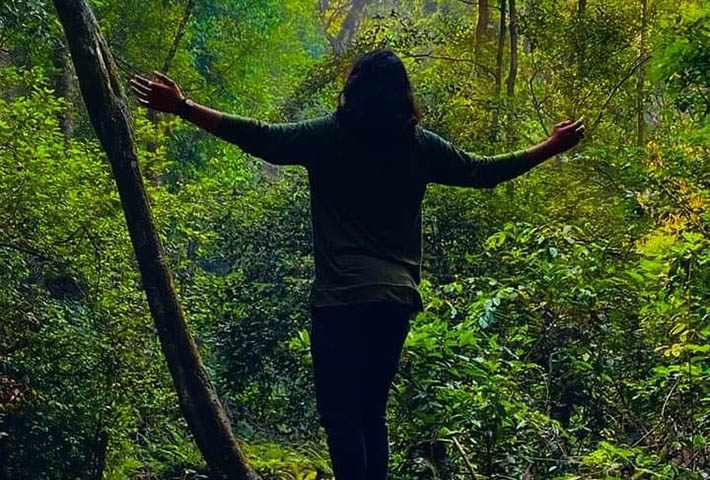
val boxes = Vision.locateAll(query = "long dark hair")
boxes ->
[336,49,420,136]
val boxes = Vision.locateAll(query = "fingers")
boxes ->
[129,76,155,108]
[554,116,585,130]
[153,70,176,87]
[132,74,153,87]
[130,85,151,103]
[130,78,151,96]
[566,118,584,131]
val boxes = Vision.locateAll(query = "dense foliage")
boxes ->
[1,1,708,479]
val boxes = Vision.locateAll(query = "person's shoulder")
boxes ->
[414,124,451,152]
[298,112,337,130]
[287,112,338,142]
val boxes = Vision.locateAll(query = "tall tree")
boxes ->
[636,0,648,146]
[51,40,75,138]
[577,0,587,83]
[336,0,370,53]
[506,0,518,98]
[475,0,491,57]
[492,0,507,130]
[50,1,260,479]
[320,0,372,54]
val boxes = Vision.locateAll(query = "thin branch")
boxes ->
[632,376,680,447]
[454,0,504,10]
[529,48,550,136]
[590,54,653,134]
[0,242,55,262]
[160,0,195,75]
[404,51,497,79]
[529,69,549,137]
[451,436,481,480]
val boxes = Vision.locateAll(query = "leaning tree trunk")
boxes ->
[51,1,259,479]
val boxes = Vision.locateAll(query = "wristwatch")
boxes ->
[175,98,195,118]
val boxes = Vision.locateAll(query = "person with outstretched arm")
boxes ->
[131,49,585,480]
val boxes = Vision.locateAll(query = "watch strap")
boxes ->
[175,98,193,118]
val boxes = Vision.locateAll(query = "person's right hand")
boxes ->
[547,118,585,154]
[130,71,184,114]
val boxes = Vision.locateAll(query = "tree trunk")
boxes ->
[636,0,647,147]
[577,0,587,82]
[492,0,506,131]
[52,41,75,138]
[90,430,108,480]
[505,0,518,200]
[474,0,490,57]
[506,0,518,98]
[51,1,259,479]
[334,0,371,54]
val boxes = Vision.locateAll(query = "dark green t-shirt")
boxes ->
[215,113,532,311]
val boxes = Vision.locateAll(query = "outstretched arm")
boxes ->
[426,119,586,188]
[130,71,319,166]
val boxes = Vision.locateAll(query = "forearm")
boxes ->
[176,101,276,156]
[426,118,583,188]
[473,139,563,187]
[177,100,224,135]
[524,138,563,166]
[179,104,316,166]
[177,101,270,157]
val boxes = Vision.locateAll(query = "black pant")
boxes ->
[310,302,413,480]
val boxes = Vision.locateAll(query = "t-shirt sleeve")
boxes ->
[422,129,532,188]
[214,114,326,167]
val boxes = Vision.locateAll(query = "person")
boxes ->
[130,49,585,480]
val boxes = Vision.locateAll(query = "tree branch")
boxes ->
[160,0,195,75]
[404,51,498,79]
[590,54,653,134]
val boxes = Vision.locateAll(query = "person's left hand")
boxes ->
[130,71,184,114]
[548,117,585,154]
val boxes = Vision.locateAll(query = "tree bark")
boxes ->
[506,0,518,98]
[474,0,490,57]
[320,0,372,55]
[577,0,587,82]
[52,41,75,138]
[505,0,518,199]
[636,0,647,147]
[334,0,371,54]
[90,430,108,480]
[492,0,506,130]
[51,1,260,479]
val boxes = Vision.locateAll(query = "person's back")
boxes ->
[306,115,427,309]
[214,109,534,312]
[131,48,585,480]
